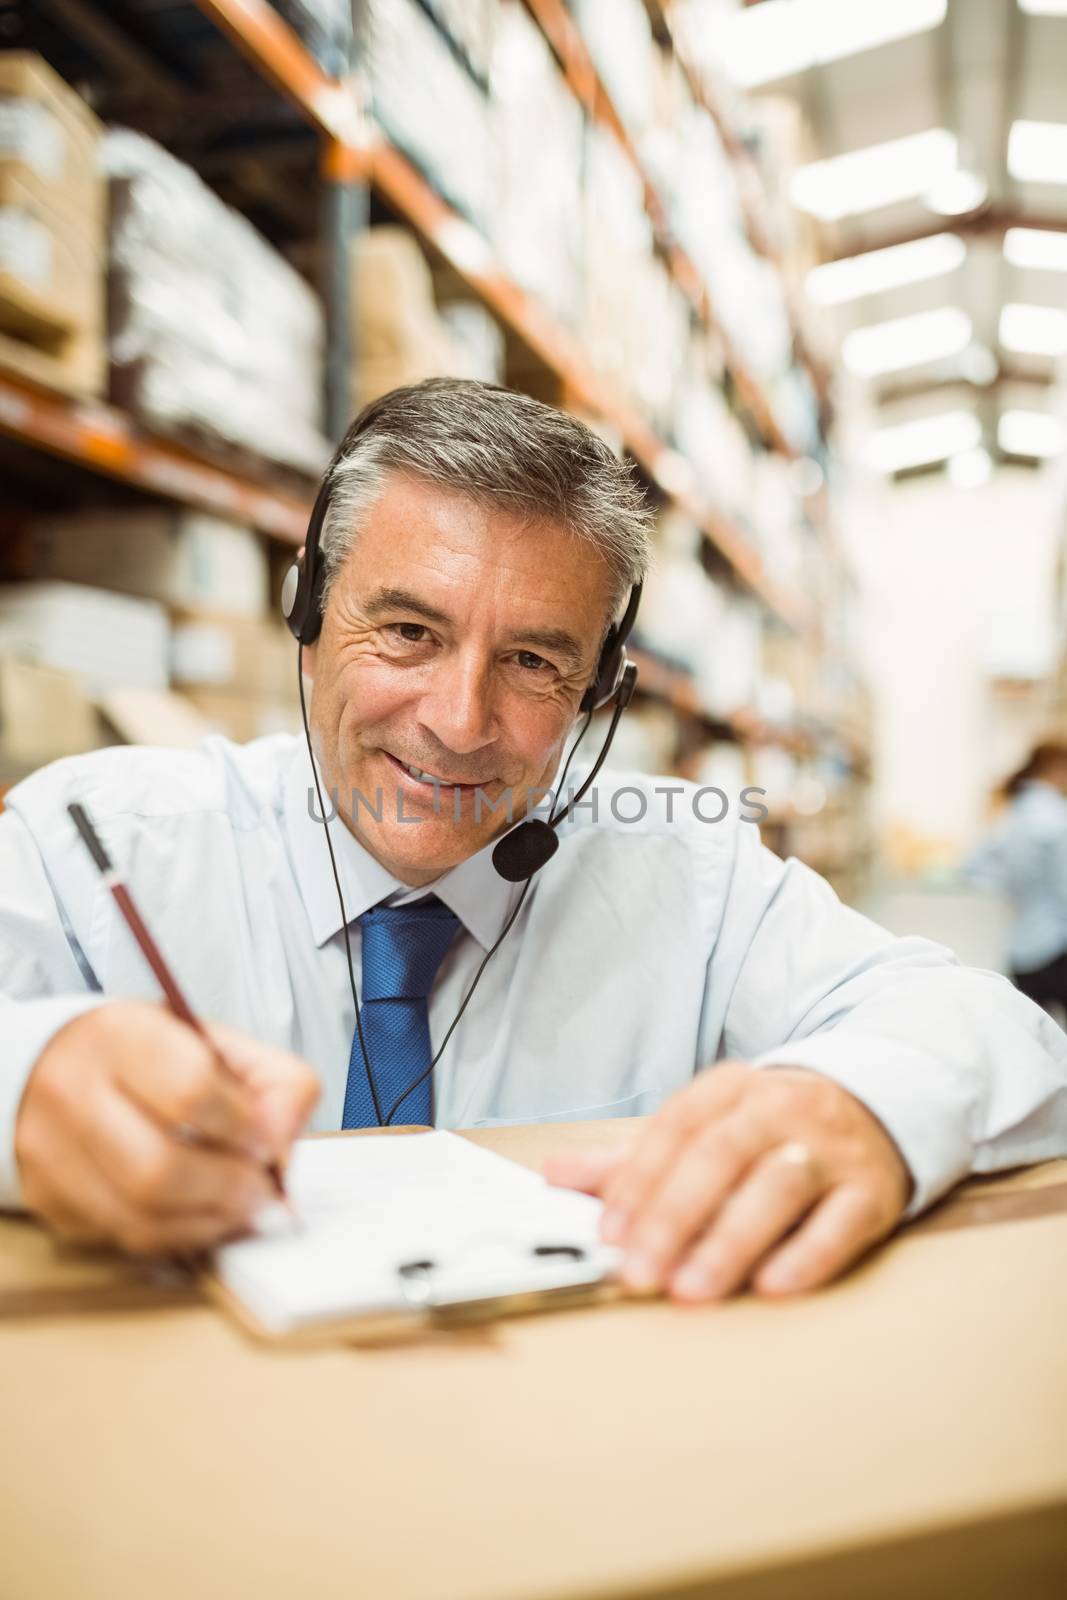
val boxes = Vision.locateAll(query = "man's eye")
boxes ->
[391,623,430,643]
[515,650,550,672]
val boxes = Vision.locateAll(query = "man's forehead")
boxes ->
[344,476,617,615]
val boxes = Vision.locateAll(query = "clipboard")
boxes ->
[203,1128,624,1346]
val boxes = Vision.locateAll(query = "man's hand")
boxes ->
[15,1002,320,1255]
[544,1063,912,1301]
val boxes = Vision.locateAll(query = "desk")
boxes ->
[1,1121,1065,1600]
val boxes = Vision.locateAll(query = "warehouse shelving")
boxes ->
[520,0,797,457]
[641,0,833,411]
[0,0,875,823]
[0,366,310,543]
[184,0,815,633]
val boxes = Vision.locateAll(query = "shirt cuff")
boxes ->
[0,994,109,1211]
[749,1032,976,1219]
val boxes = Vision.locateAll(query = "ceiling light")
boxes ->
[947,446,993,488]
[791,129,957,221]
[805,233,966,305]
[1008,120,1067,184]
[1004,227,1067,271]
[923,170,988,214]
[1017,1,1067,15]
[715,0,947,90]
[843,306,972,377]
[864,410,981,473]
[999,302,1067,355]
[998,409,1066,457]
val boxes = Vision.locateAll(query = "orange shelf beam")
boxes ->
[0,367,312,543]
[193,0,369,153]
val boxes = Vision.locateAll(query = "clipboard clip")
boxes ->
[395,1243,615,1326]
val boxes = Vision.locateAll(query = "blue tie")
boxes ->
[343,896,461,1128]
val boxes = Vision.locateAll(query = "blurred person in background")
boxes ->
[967,740,1067,1023]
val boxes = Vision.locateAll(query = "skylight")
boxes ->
[714,0,947,90]
[998,410,1066,457]
[1004,227,1067,271]
[806,234,966,305]
[843,307,973,377]
[864,410,981,473]
[791,130,958,221]
[999,303,1067,355]
[1007,121,1067,184]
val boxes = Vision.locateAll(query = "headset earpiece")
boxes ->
[282,475,333,646]
[579,581,642,712]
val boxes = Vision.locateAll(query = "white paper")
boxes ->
[215,1132,619,1334]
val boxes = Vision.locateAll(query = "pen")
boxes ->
[67,801,291,1209]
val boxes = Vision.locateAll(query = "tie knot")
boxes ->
[359,896,461,1002]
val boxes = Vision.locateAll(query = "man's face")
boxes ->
[304,472,615,885]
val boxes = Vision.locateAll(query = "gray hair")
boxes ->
[319,378,653,621]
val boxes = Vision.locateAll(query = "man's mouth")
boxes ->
[382,751,491,792]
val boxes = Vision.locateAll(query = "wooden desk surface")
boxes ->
[1,1121,1065,1600]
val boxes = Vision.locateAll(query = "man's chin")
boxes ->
[351,814,497,885]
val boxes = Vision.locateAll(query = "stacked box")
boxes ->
[419,0,497,84]
[352,227,473,410]
[363,0,495,233]
[104,129,329,475]
[491,0,585,330]
[0,52,106,394]
[582,126,654,400]
[0,655,101,776]
[0,582,169,696]
[13,507,271,616]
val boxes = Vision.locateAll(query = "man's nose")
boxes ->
[417,652,497,757]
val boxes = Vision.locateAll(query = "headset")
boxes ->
[282,404,641,1121]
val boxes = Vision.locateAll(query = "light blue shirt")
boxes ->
[1,734,1065,1215]
[966,781,1067,972]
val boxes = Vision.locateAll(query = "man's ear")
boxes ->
[301,638,318,680]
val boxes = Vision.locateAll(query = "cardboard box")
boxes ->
[178,686,300,744]
[170,611,299,700]
[0,52,104,234]
[16,510,271,616]
[0,318,105,396]
[0,54,104,356]
[0,581,169,695]
[0,184,104,346]
[351,227,463,411]
[0,1125,1064,1600]
[0,653,100,768]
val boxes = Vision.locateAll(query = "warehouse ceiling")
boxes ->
[695,0,1067,474]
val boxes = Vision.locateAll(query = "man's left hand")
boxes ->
[544,1063,913,1302]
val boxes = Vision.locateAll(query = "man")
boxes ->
[2,380,1065,1299]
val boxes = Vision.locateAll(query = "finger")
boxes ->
[618,1109,774,1291]
[669,1143,825,1302]
[599,1065,750,1242]
[754,1182,893,1297]
[23,1122,243,1255]
[113,1020,265,1156]
[542,1146,630,1194]
[206,1024,321,1155]
[78,1077,274,1223]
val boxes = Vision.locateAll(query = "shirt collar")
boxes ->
[282,740,521,952]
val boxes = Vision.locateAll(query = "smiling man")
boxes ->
[2,379,1065,1295]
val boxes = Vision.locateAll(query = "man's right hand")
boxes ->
[14,1002,321,1255]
